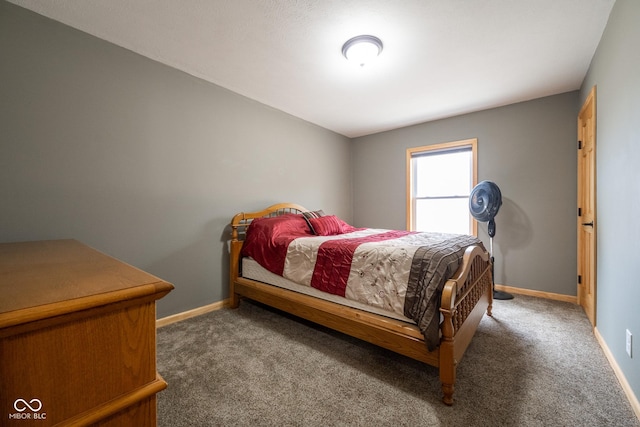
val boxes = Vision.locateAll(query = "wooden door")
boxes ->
[577,87,596,327]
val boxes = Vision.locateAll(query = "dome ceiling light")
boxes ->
[341,35,383,67]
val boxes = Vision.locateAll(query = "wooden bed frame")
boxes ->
[229,203,493,405]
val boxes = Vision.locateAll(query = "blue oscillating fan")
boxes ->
[469,181,513,300]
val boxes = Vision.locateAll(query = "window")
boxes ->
[406,139,477,235]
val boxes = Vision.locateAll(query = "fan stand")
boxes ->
[488,219,514,301]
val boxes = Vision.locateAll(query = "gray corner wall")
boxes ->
[351,92,579,297]
[0,1,352,317]
[580,0,640,404]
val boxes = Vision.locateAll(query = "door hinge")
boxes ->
[578,140,582,149]
[578,207,582,217]
[578,275,582,284]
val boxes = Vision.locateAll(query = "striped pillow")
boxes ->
[308,215,348,236]
[302,210,325,234]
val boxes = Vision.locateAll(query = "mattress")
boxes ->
[241,257,416,324]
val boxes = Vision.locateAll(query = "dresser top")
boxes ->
[0,239,173,327]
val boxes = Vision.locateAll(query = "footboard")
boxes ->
[438,245,493,404]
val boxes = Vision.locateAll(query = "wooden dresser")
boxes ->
[0,240,174,426]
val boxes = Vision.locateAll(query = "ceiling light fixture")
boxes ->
[341,35,383,67]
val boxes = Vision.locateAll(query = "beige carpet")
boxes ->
[157,295,639,426]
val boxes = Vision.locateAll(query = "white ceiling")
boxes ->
[8,0,615,138]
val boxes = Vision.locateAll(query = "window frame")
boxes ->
[406,138,478,235]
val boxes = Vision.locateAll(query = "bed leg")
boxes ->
[229,239,242,309]
[229,292,240,309]
[229,276,240,309]
[228,272,240,309]
[442,383,455,406]
[440,370,456,406]
[439,340,456,406]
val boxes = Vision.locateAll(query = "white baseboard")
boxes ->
[156,299,229,327]
[494,283,578,304]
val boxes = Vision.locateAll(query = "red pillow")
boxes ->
[241,214,312,275]
[245,214,311,239]
[308,215,356,236]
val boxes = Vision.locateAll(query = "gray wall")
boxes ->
[352,93,579,297]
[0,1,352,317]
[580,0,640,402]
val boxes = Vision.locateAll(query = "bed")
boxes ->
[229,203,493,405]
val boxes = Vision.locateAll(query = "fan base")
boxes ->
[493,290,514,300]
